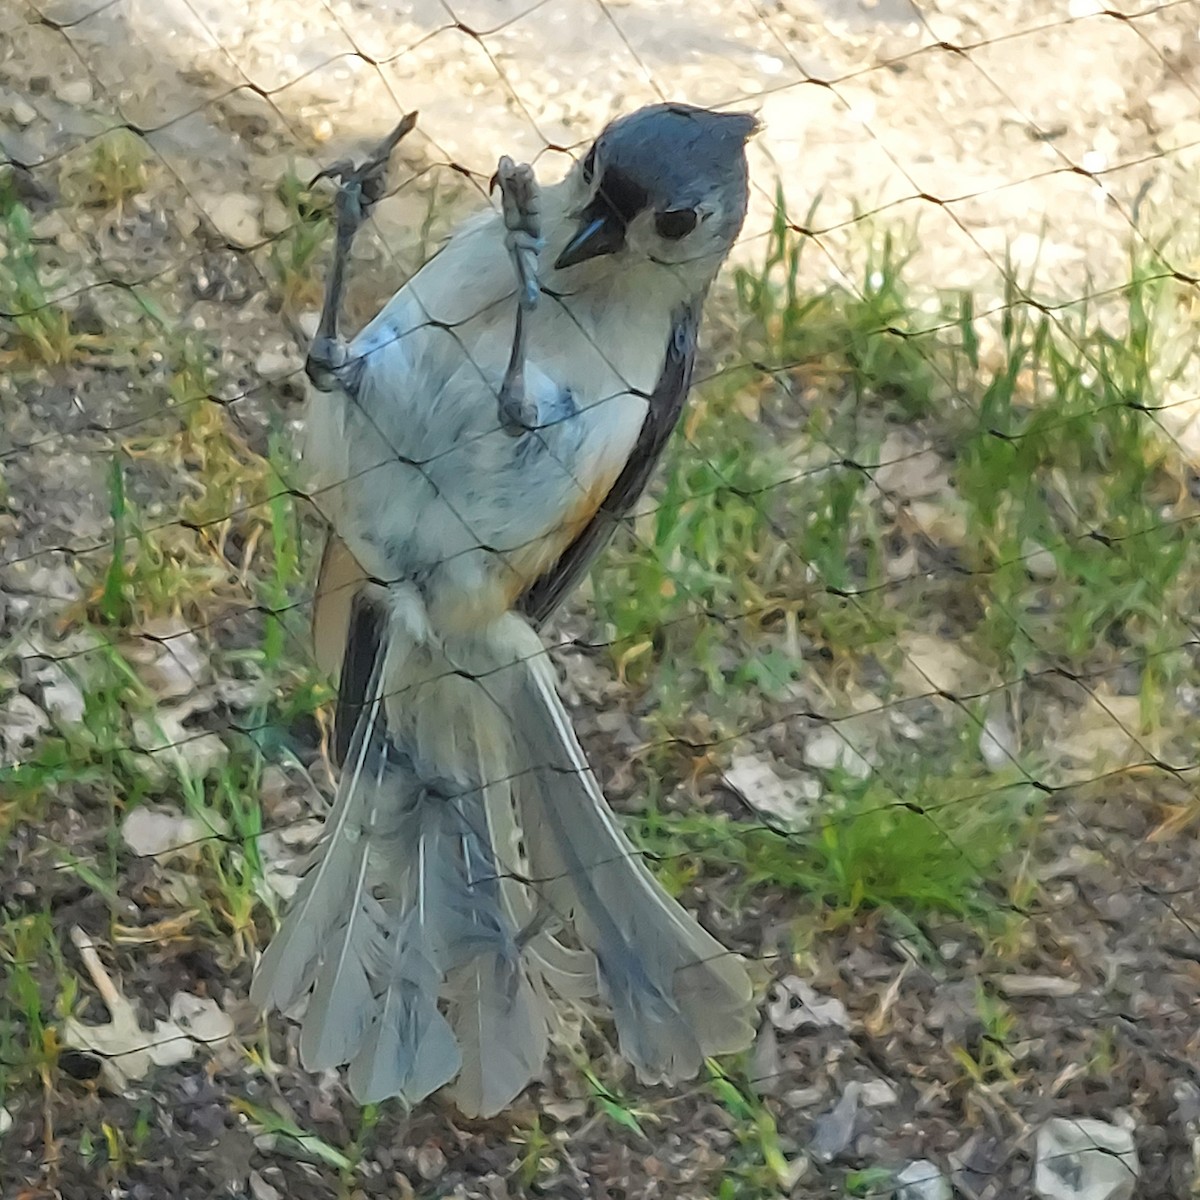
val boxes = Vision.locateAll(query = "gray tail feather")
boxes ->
[511,637,755,1084]
[347,906,461,1104]
[253,614,754,1112]
[250,655,388,1026]
[252,640,547,1116]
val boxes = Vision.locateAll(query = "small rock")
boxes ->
[1035,1117,1138,1200]
[0,694,49,756]
[415,1144,447,1180]
[0,1105,12,1135]
[895,1159,952,1200]
[42,672,85,724]
[978,700,1018,771]
[541,1098,587,1123]
[248,1171,282,1200]
[1148,85,1195,130]
[723,753,816,831]
[127,619,210,699]
[255,348,294,379]
[263,865,302,901]
[283,155,321,185]
[121,806,215,862]
[950,1134,1006,1197]
[886,542,919,580]
[25,563,82,602]
[802,727,871,777]
[897,632,987,697]
[132,707,228,777]
[921,12,963,43]
[768,976,850,1032]
[860,1078,898,1107]
[782,1085,825,1109]
[259,764,292,810]
[32,211,68,242]
[214,676,273,708]
[276,819,323,848]
[1159,118,1200,161]
[873,433,949,499]
[206,193,262,247]
[169,992,234,1047]
[259,194,292,237]
[21,648,87,726]
[127,750,169,790]
[995,975,1081,999]
[1022,539,1058,580]
[9,99,37,127]
[1173,1081,1200,1128]
[809,1081,861,1163]
[779,1155,809,1189]
[908,499,968,544]
[57,80,93,106]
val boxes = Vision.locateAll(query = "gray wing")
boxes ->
[517,303,700,627]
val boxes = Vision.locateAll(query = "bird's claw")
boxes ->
[493,156,542,434]
[497,382,539,436]
[306,334,350,392]
[312,111,419,228]
[305,112,418,394]
[493,157,543,312]
[493,157,541,237]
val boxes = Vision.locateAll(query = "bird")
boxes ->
[251,102,760,1118]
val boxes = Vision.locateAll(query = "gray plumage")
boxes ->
[252,103,759,1115]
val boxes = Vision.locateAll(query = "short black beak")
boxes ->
[554,209,626,270]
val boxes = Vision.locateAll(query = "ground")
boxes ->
[2,1,1200,1198]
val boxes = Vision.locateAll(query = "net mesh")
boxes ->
[2,1,1198,1196]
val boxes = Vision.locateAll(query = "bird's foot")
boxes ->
[305,112,418,393]
[315,111,419,238]
[497,345,539,435]
[492,157,543,434]
[492,156,543,310]
[305,333,350,393]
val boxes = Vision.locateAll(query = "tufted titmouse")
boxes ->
[252,103,759,1116]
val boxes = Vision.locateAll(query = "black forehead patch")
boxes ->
[593,103,756,211]
[596,168,649,224]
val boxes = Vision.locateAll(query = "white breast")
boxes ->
[304,202,680,630]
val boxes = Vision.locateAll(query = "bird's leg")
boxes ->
[305,112,418,393]
[493,156,544,436]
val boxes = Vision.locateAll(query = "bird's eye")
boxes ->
[655,209,698,240]
[581,146,597,184]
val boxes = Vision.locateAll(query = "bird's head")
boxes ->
[552,103,758,287]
